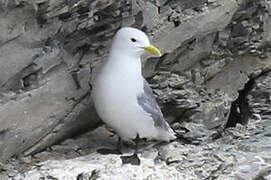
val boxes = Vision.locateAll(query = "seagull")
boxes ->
[92,27,176,165]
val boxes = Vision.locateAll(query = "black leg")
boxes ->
[120,134,141,165]
[117,136,122,151]
[97,137,122,155]
[134,134,139,154]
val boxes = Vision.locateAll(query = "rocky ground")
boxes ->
[1,0,271,179]
[1,71,271,179]
[2,109,271,179]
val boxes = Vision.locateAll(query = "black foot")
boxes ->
[97,148,122,155]
[121,154,141,165]
[175,133,193,144]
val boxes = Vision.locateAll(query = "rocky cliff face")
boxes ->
[0,0,271,179]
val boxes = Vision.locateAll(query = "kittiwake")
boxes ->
[92,27,176,165]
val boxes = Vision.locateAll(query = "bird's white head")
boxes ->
[110,27,161,58]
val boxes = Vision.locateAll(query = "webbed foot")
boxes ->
[121,153,140,165]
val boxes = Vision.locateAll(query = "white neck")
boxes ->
[107,48,142,78]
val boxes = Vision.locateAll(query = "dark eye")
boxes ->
[130,38,136,42]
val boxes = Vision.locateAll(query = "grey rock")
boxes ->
[152,0,240,54]
[11,115,271,179]
[170,0,207,10]
[248,71,271,122]
[1,1,271,177]
[232,22,252,38]
[206,55,271,100]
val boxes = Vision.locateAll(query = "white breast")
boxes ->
[92,55,159,140]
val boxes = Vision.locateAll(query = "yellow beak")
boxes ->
[144,45,161,57]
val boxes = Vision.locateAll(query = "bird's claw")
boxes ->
[121,153,141,165]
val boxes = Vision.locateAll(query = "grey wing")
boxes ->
[137,78,170,130]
